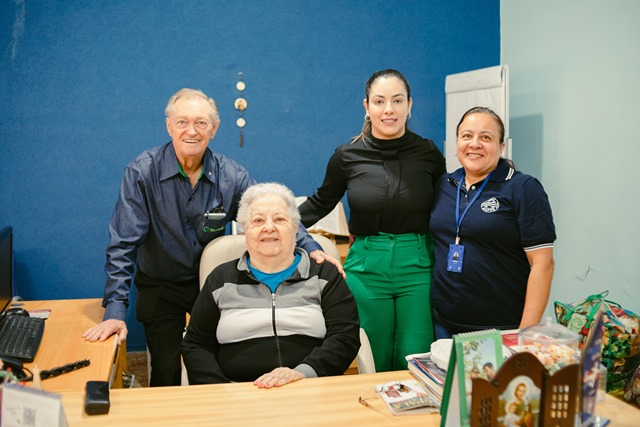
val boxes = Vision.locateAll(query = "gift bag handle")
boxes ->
[560,290,609,324]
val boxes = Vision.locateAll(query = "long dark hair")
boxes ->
[352,69,411,143]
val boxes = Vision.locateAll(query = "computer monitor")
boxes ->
[0,226,14,313]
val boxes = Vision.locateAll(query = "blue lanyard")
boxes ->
[455,172,493,244]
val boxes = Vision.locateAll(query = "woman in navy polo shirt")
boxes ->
[430,107,556,338]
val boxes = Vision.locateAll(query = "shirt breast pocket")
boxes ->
[196,213,227,244]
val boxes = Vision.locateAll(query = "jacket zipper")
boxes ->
[271,292,283,366]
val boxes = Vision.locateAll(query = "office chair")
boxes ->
[198,234,247,289]
[356,328,376,374]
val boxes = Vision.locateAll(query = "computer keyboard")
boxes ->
[0,315,45,362]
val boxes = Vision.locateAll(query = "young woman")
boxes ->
[299,69,446,371]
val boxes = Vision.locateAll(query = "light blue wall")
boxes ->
[502,1,640,316]
[0,1,499,350]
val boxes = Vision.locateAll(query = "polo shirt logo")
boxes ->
[481,197,499,213]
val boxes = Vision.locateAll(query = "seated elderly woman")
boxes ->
[181,182,360,388]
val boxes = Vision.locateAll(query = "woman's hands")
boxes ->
[253,367,305,389]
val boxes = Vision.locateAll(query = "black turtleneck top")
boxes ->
[299,130,446,236]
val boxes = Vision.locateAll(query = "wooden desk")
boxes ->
[19,299,125,392]
[58,370,640,426]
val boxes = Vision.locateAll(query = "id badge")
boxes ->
[447,244,465,273]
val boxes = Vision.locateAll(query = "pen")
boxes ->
[204,212,225,220]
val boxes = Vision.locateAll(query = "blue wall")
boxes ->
[0,0,499,350]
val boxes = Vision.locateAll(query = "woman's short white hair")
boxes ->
[236,182,301,229]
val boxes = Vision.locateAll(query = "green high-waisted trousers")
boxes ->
[343,232,435,372]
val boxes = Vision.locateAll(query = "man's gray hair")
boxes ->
[165,88,220,122]
[237,183,301,229]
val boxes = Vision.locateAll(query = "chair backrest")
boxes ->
[308,233,340,260]
[198,235,247,289]
[198,233,341,289]
[357,328,376,374]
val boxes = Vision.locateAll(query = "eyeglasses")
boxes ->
[172,119,211,130]
[359,386,380,408]
[40,359,90,380]
[359,382,408,414]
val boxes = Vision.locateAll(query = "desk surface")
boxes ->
[19,299,121,392]
[60,371,437,426]
[58,370,639,427]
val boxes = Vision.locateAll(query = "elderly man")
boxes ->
[83,88,342,386]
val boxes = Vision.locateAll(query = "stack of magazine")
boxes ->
[376,379,441,415]
[405,352,446,403]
